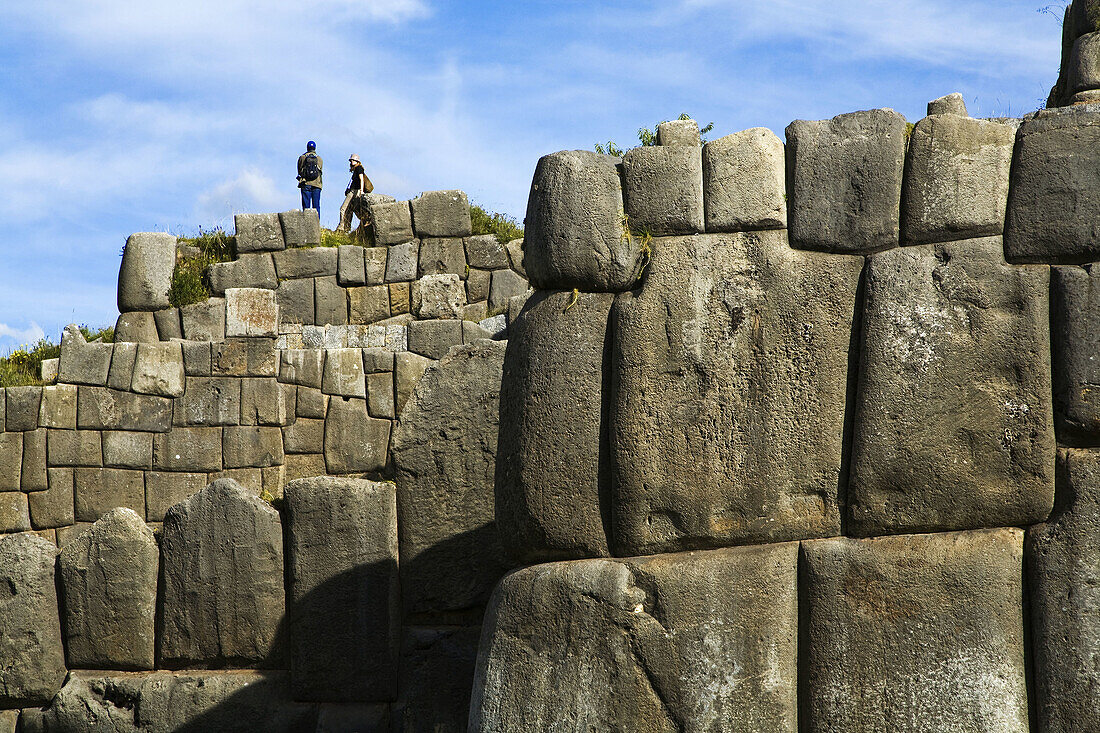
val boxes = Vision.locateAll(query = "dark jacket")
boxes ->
[297,152,323,189]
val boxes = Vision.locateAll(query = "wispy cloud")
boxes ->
[0,322,45,347]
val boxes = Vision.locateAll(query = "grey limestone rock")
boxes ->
[1052,264,1100,444]
[160,478,285,668]
[40,357,59,383]
[703,127,787,232]
[223,426,283,468]
[225,287,279,337]
[612,231,863,556]
[348,285,390,324]
[173,376,241,426]
[407,319,463,360]
[413,274,466,319]
[1069,31,1100,94]
[621,144,704,235]
[364,247,387,284]
[145,471,206,522]
[902,113,1015,245]
[337,244,366,286]
[471,543,799,733]
[395,352,433,416]
[29,468,75,529]
[6,385,41,431]
[46,429,101,467]
[487,268,528,313]
[314,275,348,326]
[392,340,509,613]
[130,341,185,397]
[208,253,278,294]
[395,626,481,733]
[323,398,390,474]
[279,209,321,247]
[107,341,136,391]
[60,507,158,670]
[235,212,285,252]
[848,237,1055,536]
[274,246,337,279]
[241,377,288,426]
[1005,106,1100,263]
[478,314,507,339]
[466,268,490,303]
[0,432,20,489]
[927,91,968,116]
[212,337,278,377]
[372,200,415,245]
[153,426,223,472]
[180,297,226,341]
[504,238,525,276]
[418,237,467,279]
[285,477,399,702]
[802,528,1028,733]
[276,277,314,326]
[21,428,46,492]
[462,320,491,343]
[366,371,394,418]
[102,430,153,468]
[1028,448,1100,733]
[656,117,701,146]
[153,307,182,340]
[73,467,145,522]
[118,232,177,311]
[524,150,642,292]
[279,349,324,388]
[284,417,324,454]
[0,533,65,707]
[786,108,908,253]
[77,386,173,432]
[385,240,419,282]
[58,324,113,386]
[114,311,159,343]
[0,492,29,532]
[410,190,473,238]
[39,384,76,429]
[465,234,509,269]
[322,348,366,398]
[496,290,613,563]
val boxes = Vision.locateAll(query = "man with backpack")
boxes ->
[297,141,323,215]
[337,153,374,235]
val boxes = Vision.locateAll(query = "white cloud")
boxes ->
[0,322,45,347]
[195,169,290,226]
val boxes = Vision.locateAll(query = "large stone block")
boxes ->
[223,426,283,468]
[786,108,907,253]
[802,529,1028,732]
[274,246,337,279]
[418,237,467,279]
[144,471,206,522]
[153,306,182,340]
[322,348,366,398]
[6,385,41,431]
[465,234,509,270]
[385,240,419,282]
[1053,264,1100,444]
[613,231,863,555]
[470,543,799,732]
[153,426,223,472]
[39,384,77,429]
[226,287,279,337]
[395,352,433,416]
[848,238,1055,536]
[160,479,285,667]
[337,244,366,286]
[466,267,490,303]
[392,340,509,613]
[0,432,20,489]
[1069,30,1100,94]
[656,117,700,146]
[47,429,101,467]
[524,150,643,291]
[348,284,390,324]
[77,386,173,432]
[74,467,145,522]
[395,626,480,733]
[410,190,473,238]
[58,324,112,386]
[114,311,159,343]
[212,337,278,377]
[279,208,321,247]
[284,417,324,454]
[621,144,704,235]
[407,319,463,360]
[488,269,528,313]
[130,341,185,396]
[364,246,387,284]
[279,348,324,388]
[108,342,137,391]
[0,533,65,707]
[902,114,1015,245]
[29,468,75,529]
[504,238,525,276]
[323,398,390,474]
[285,477,399,702]
[180,297,226,341]
[372,200,415,245]
[235,212,284,252]
[276,277,314,325]
[60,507,158,670]
[208,253,277,294]
[173,376,241,426]
[1005,106,1100,263]
[21,427,47,491]
[118,232,176,311]
[0,491,29,532]
[703,127,787,232]
[181,340,212,375]
[413,273,466,319]
[102,430,153,468]
[314,275,348,326]
[241,377,288,426]
[496,290,613,563]
[1028,448,1100,732]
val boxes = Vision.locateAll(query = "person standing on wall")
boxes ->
[337,153,374,235]
[297,141,323,216]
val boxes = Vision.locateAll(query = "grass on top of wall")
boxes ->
[170,228,236,308]
[470,204,523,244]
[0,325,114,387]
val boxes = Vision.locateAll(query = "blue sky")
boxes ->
[0,0,1065,353]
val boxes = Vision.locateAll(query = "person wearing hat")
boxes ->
[297,141,323,215]
[337,153,374,235]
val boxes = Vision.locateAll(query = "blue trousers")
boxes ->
[301,185,320,215]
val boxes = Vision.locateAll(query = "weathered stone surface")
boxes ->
[613,231,862,555]
[153,427,222,472]
[106,340,136,389]
[703,127,787,232]
[410,190,472,238]
[285,477,399,701]
[372,200,415,245]
[524,150,642,292]
[181,340,212,375]
[20,428,46,492]
[407,319,463,360]
[802,529,1028,733]
[144,471,205,522]
[274,246,337,279]
[786,108,908,253]
[365,372,394,419]
[315,275,348,326]
[225,287,279,338]
[471,543,799,732]
[6,385,40,431]
[388,282,411,315]
[39,384,77,429]
[418,237,467,280]
[180,297,226,341]
[284,453,326,482]
[58,325,112,386]
[395,626,480,733]
[0,492,29,532]
[276,277,314,325]
[348,284,390,324]
[118,232,176,311]
[385,240,419,282]
[479,314,507,339]
[153,307,182,340]
[223,426,283,468]
[279,208,321,248]
[43,670,316,732]
[235,212,285,252]
[0,710,14,732]
[414,274,466,319]
[47,429,101,467]
[284,417,324,454]
[213,338,278,377]
[1069,31,1100,94]
[114,311,159,343]
[29,468,75,529]
[1028,448,1100,732]
[0,533,65,707]
[496,290,613,563]
[322,348,366,398]
[0,432,20,490]
[60,507,157,670]
[849,238,1054,536]
[241,377,287,426]
[927,91,968,116]
[393,340,509,613]
[130,341,185,397]
[1053,264,1100,444]
[465,234,508,270]
[462,320,492,344]
[161,479,285,667]
[323,398,390,474]
[487,269,528,314]
[40,357,59,384]
[278,350,323,390]
[1005,106,1100,263]
[902,114,1015,245]
[77,386,173,431]
[102,430,152,468]
[657,117,701,146]
[297,386,327,419]
[173,376,241,426]
[462,300,488,323]
[364,247,387,284]
[337,244,366,286]
[208,253,278,294]
[466,267,490,303]
[395,352,433,416]
[74,467,145,522]
[504,238,525,276]
[622,145,704,235]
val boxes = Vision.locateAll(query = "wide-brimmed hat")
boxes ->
[348,154,361,163]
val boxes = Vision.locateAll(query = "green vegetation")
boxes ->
[595,113,716,157]
[169,228,236,308]
[470,204,524,244]
[0,325,114,387]
[320,228,367,248]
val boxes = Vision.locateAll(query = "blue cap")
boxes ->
[307,141,316,151]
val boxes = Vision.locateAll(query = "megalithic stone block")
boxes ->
[118,232,177,311]
[1070,30,1100,94]
[235,212,285,253]
[1028,448,1100,733]
[703,127,787,232]
[60,507,158,670]
[523,150,643,292]
[612,231,863,556]
[114,311,160,343]
[470,543,799,733]
[0,533,66,707]
[394,626,481,733]
[496,290,614,563]
[802,529,1029,733]
[656,118,700,146]
[285,477,399,702]
[279,209,321,248]
[1052,264,1100,444]
[371,200,415,246]
[621,145,704,235]
[392,339,510,614]
[1005,106,1100,263]
[786,108,908,253]
[160,478,286,668]
[902,114,1015,245]
[410,190,473,238]
[58,324,113,386]
[848,237,1055,536]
